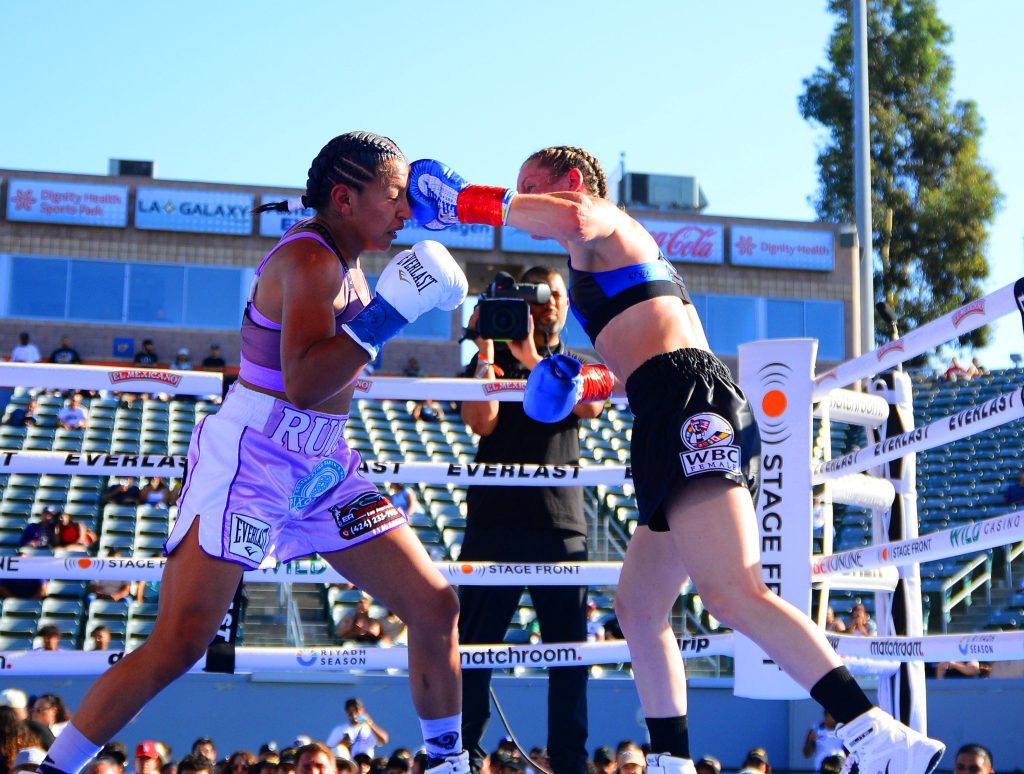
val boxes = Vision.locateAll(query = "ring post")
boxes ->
[737,338,816,699]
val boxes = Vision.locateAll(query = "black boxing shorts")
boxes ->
[625,348,761,531]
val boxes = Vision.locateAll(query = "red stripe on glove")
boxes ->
[579,364,614,403]
[457,186,511,227]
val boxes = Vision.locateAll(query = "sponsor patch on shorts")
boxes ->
[228,512,271,563]
[679,412,741,477]
[329,492,404,540]
[290,459,346,510]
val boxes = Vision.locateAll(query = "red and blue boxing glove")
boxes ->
[408,159,516,230]
[524,355,615,423]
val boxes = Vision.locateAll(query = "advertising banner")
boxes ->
[731,226,834,271]
[394,222,493,251]
[735,338,816,699]
[6,178,128,227]
[637,218,725,264]
[136,187,253,235]
[500,227,565,255]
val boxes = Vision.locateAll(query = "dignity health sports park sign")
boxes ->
[135,187,253,235]
[5,178,129,227]
[731,225,835,271]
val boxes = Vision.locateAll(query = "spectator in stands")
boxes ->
[326,700,389,760]
[226,752,256,774]
[586,600,605,642]
[10,332,41,363]
[177,757,213,774]
[953,744,994,774]
[377,609,407,646]
[0,551,47,599]
[846,603,877,636]
[101,477,141,506]
[88,550,132,604]
[693,758,721,774]
[944,357,969,382]
[137,477,174,507]
[818,754,845,774]
[36,625,63,652]
[18,507,58,548]
[825,606,846,633]
[134,340,159,366]
[411,399,443,423]
[201,344,226,370]
[387,483,419,519]
[403,358,421,378]
[334,593,382,644]
[459,266,603,774]
[257,744,279,765]
[0,690,28,722]
[191,739,217,766]
[1001,471,1024,507]
[6,397,39,427]
[738,747,770,774]
[85,754,126,774]
[173,348,193,371]
[802,710,844,771]
[57,393,89,430]
[934,659,983,678]
[616,747,645,774]
[48,336,82,365]
[29,693,69,736]
[965,357,987,379]
[593,749,615,774]
[296,744,338,774]
[134,742,163,774]
[89,625,113,651]
[54,510,96,550]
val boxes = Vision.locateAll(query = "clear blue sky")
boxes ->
[2,1,1021,367]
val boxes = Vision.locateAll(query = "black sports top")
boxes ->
[568,253,693,343]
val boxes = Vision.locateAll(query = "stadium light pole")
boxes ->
[853,0,875,354]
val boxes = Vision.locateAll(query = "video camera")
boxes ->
[472,272,551,341]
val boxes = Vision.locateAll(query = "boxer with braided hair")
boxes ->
[41,133,470,774]
[408,146,945,774]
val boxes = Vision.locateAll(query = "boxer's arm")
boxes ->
[504,192,620,244]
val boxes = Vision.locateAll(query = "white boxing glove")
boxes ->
[343,240,468,359]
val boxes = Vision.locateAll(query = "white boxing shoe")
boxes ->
[646,754,697,774]
[425,752,470,774]
[835,707,945,774]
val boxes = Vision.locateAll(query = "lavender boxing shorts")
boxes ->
[167,383,407,568]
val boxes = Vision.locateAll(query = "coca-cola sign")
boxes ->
[637,219,724,264]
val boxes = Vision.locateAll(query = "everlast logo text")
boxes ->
[397,251,439,293]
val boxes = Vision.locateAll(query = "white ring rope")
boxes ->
[815,388,891,428]
[0,451,628,484]
[3,629,1022,677]
[0,362,222,396]
[813,386,1024,482]
[812,510,1024,578]
[811,276,1024,399]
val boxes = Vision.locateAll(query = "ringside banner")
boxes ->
[736,338,815,699]
[6,178,128,227]
[394,222,494,250]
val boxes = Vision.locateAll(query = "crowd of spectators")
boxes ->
[6,334,230,372]
[0,688,1006,774]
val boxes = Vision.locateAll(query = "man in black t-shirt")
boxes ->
[460,266,604,774]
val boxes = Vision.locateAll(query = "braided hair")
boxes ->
[524,146,608,199]
[254,131,405,214]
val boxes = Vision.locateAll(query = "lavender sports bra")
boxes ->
[238,220,366,392]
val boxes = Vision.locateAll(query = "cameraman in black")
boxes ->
[459,265,605,774]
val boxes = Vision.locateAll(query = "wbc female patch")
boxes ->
[679,412,741,476]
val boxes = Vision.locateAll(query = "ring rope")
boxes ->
[0,362,221,396]
[811,276,1023,399]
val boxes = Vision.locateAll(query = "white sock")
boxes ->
[41,723,102,774]
[420,713,463,760]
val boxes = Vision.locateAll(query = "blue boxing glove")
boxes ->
[524,355,584,423]
[524,355,616,423]
[408,159,516,231]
